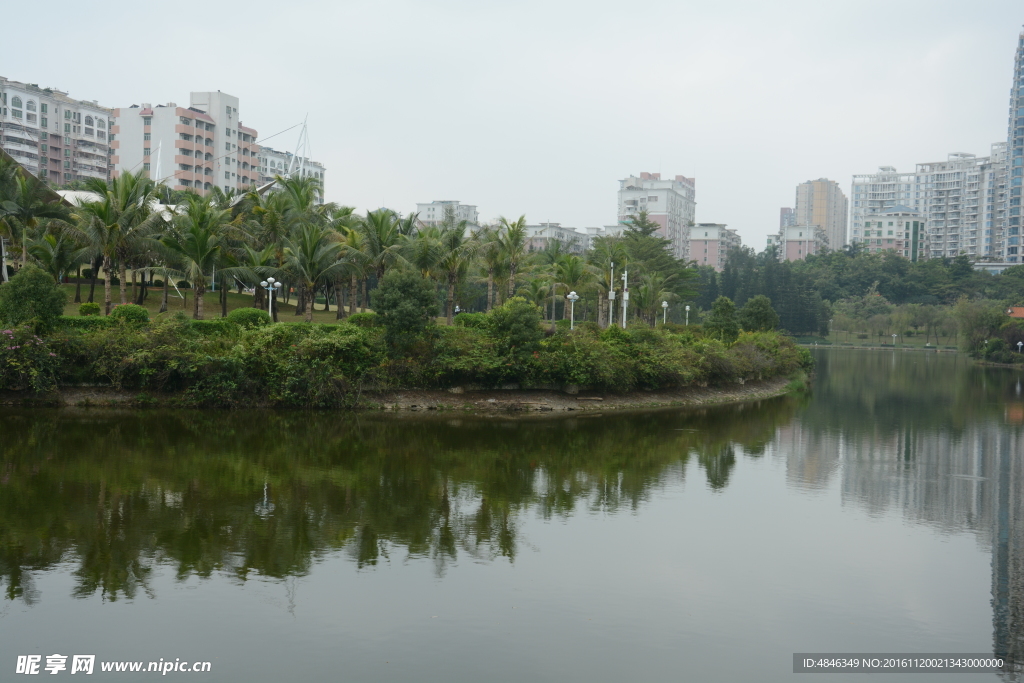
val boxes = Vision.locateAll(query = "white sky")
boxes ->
[4,0,1022,248]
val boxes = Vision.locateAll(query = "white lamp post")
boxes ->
[566,291,579,330]
[607,262,616,329]
[892,333,898,346]
[1018,341,1023,353]
[620,270,629,329]
[259,277,283,320]
[662,300,668,325]
[685,305,690,326]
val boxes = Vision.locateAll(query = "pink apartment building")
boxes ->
[776,225,828,261]
[690,223,741,271]
[112,91,258,195]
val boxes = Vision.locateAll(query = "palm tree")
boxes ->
[27,230,90,283]
[153,196,232,320]
[279,223,345,322]
[359,208,405,281]
[73,171,163,314]
[0,170,69,266]
[517,279,550,311]
[588,236,627,328]
[477,225,504,311]
[436,223,479,324]
[554,255,594,320]
[497,215,528,299]
[338,227,370,317]
[633,272,676,326]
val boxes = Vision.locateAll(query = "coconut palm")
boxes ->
[359,208,406,281]
[436,223,479,324]
[0,170,69,266]
[476,225,504,311]
[27,230,90,283]
[588,236,628,328]
[73,171,164,314]
[153,196,233,320]
[554,255,594,320]
[497,215,528,299]
[279,223,345,322]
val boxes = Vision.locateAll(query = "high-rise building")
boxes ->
[850,146,1008,260]
[112,91,259,195]
[690,223,741,271]
[416,200,479,227]
[0,76,112,185]
[617,172,695,260]
[779,207,796,228]
[794,178,848,249]
[1006,27,1024,263]
[524,222,588,254]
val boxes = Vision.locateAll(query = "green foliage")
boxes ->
[0,326,60,392]
[226,307,271,329]
[189,319,238,338]
[78,302,101,316]
[0,264,67,333]
[703,296,740,344]
[488,297,543,360]
[372,270,438,352]
[453,311,488,329]
[739,295,780,332]
[58,315,115,331]
[109,303,150,325]
[346,311,380,328]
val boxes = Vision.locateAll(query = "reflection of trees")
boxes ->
[0,399,798,600]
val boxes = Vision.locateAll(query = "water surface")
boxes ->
[1,349,1022,681]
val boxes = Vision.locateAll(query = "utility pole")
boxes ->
[621,269,629,329]
[607,262,615,328]
[0,238,8,283]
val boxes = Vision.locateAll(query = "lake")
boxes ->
[1,349,1022,682]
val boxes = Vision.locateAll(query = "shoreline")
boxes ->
[0,376,799,414]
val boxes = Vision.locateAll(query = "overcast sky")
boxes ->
[4,1,1022,248]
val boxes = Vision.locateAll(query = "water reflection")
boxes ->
[0,399,797,602]
[2,350,1023,678]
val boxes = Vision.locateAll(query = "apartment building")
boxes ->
[775,225,828,262]
[617,172,696,260]
[524,223,588,254]
[113,91,259,195]
[795,178,848,249]
[258,145,326,198]
[690,223,741,271]
[0,76,112,184]
[416,200,479,227]
[859,206,926,261]
[850,146,1008,261]
[1006,27,1024,263]
[779,207,796,228]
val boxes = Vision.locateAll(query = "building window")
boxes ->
[40,117,47,127]
[65,110,71,119]
[143,117,152,125]
[144,148,151,156]
[64,123,71,133]
[144,133,151,141]
[143,163,150,171]
[225,171,230,179]
[11,96,22,108]
[84,116,93,126]
[97,119,105,129]
[12,109,22,119]
[40,103,47,114]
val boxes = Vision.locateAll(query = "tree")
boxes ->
[436,223,479,325]
[739,295,780,332]
[372,269,438,353]
[623,209,661,237]
[498,215,528,299]
[0,166,69,266]
[280,223,346,322]
[703,296,739,343]
[0,264,67,332]
[153,196,231,320]
[72,171,163,314]
[488,297,543,361]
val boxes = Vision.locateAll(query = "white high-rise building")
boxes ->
[0,76,112,184]
[113,91,260,196]
[850,145,1008,260]
[416,200,479,227]
[617,172,696,260]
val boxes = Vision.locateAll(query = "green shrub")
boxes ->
[488,297,543,360]
[372,270,437,353]
[59,316,115,331]
[109,303,150,325]
[703,296,739,344]
[227,307,271,329]
[177,281,191,289]
[152,279,164,287]
[79,302,101,316]
[453,312,488,329]
[346,311,380,328]
[0,325,60,392]
[190,319,237,338]
[0,264,68,333]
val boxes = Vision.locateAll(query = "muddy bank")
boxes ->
[0,376,798,413]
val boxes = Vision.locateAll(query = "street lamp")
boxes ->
[685,305,690,326]
[259,277,283,320]
[1018,341,1023,354]
[892,333,898,346]
[620,270,629,329]
[566,291,580,330]
[455,305,461,314]
[662,300,668,325]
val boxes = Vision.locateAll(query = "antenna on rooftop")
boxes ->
[287,114,312,179]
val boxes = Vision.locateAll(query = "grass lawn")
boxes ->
[824,330,959,349]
